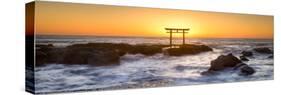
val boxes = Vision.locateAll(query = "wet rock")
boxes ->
[36,51,47,66]
[208,53,241,71]
[233,63,247,70]
[268,55,273,59]
[36,44,54,51]
[239,65,256,76]
[35,43,212,67]
[128,45,164,56]
[62,46,120,66]
[166,44,212,56]
[35,44,64,66]
[70,43,167,56]
[240,56,249,61]
[253,47,273,54]
[200,70,218,76]
[241,51,253,57]
[202,53,255,76]
[174,65,188,71]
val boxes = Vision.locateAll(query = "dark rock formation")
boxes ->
[268,55,273,59]
[69,43,168,56]
[174,65,188,71]
[36,44,64,66]
[240,56,249,61]
[202,53,255,76]
[35,43,213,67]
[241,51,253,57]
[253,47,273,54]
[239,65,255,75]
[128,45,165,56]
[208,53,241,71]
[200,70,218,76]
[166,44,212,56]
[61,45,120,66]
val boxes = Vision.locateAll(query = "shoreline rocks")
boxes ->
[239,56,249,61]
[202,53,255,76]
[241,51,253,57]
[253,47,273,54]
[208,53,241,71]
[165,44,212,56]
[61,46,120,66]
[36,43,213,67]
[268,55,273,58]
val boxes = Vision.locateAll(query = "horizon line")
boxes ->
[35,34,274,40]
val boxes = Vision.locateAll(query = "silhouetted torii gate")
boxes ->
[165,28,190,46]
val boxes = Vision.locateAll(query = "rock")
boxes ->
[200,70,218,76]
[202,53,256,76]
[36,44,54,51]
[36,44,63,66]
[174,65,188,71]
[35,43,213,67]
[240,56,249,61]
[166,44,212,56]
[239,65,255,75]
[233,63,248,70]
[268,55,273,58]
[36,51,47,66]
[241,51,253,57]
[128,45,164,56]
[62,46,120,66]
[208,53,242,71]
[253,47,273,54]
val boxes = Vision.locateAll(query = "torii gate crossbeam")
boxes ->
[165,28,190,46]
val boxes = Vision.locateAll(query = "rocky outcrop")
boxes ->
[240,56,249,61]
[241,51,253,57]
[202,53,255,76]
[61,46,120,66]
[268,55,273,58]
[128,45,165,56]
[36,43,212,66]
[208,53,241,71]
[239,65,256,75]
[253,47,273,54]
[166,44,212,56]
[36,44,64,66]
[69,43,168,56]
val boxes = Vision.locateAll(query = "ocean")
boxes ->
[34,35,274,93]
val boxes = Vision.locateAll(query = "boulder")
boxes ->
[208,53,241,71]
[240,56,249,61]
[253,47,273,54]
[166,44,212,56]
[239,65,256,75]
[202,53,255,76]
[241,51,253,57]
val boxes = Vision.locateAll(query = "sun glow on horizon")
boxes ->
[32,1,273,39]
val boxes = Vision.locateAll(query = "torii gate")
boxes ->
[165,28,190,46]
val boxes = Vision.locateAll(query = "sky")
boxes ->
[32,1,273,39]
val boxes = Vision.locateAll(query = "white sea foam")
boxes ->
[34,36,273,93]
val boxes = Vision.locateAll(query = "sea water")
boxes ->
[34,35,273,93]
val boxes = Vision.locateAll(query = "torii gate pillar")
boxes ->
[165,28,190,46]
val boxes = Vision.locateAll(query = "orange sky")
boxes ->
[33,1,273,39]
